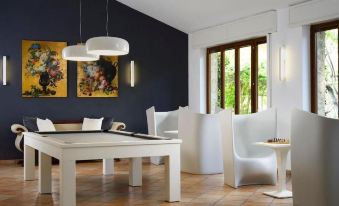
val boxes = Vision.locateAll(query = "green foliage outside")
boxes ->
[215,50,267,113]
[317,29,338,118]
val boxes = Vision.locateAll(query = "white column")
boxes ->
[60,160,76,206]
[24,145,35,181]
[129,157,142,186]
[39,152,52,194]
[103,158,114,175]
[164,148,181,202]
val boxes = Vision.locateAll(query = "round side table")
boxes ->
[255,142,293,198]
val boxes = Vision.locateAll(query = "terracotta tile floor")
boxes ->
[0,160,292,206]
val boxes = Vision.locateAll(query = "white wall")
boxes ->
[188,36,206,112]
[271,8,310,139]
[270,9,311,168]
[290,0,339,27]
[190,11,277,49]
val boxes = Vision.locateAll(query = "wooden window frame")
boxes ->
[310,20,339,113]
[206,37,267,114]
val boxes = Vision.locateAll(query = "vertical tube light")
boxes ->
[279,46,286,81]
[2,56,7,85]
[131,60,135,87]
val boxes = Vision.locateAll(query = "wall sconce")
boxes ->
[279,46,286,81]
[2,56,7,85]
[130,60,135,87]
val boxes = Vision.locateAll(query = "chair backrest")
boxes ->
[233,108,277,158]
[178,108,223,173]
[146,106,178,137]
[219,109,236,185]
[291,109,339,206]
[146,107,157,135]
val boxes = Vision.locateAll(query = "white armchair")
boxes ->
[291,109,339,206]
[146,106,178,165]
[178,108,223,174]
[220,109,277,188]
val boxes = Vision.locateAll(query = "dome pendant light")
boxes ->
[86,0,129,56]
[62,0,99,61]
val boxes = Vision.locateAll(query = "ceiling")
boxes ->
[116,0,311,33]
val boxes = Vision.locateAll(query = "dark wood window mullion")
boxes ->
[251,44,258,113]
[221,50,225,109]
[206,50,211,113]
[310,27,317,113]
[235,48,240,114]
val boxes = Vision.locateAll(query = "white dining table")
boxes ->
[23,131,182,206]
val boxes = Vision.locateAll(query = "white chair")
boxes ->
[291,109,339,206]
[220,109,277,188]
[146,106,178,165]
[178,108,223,174]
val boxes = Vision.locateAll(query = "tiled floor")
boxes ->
[0,160,292,206]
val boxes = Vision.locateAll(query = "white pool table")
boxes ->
[23,130,182,206]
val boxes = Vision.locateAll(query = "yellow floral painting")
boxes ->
[22,40,67,97]
[77,56,118,97]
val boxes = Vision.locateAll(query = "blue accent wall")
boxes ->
[0,0,188,159]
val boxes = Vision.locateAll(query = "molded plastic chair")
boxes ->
[291,109,339,206]
[220,109,277,188]
[178,108,223,174]
[146,106,178,165]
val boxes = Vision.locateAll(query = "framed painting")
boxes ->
[22,40,67,97]
[77,56,118,97]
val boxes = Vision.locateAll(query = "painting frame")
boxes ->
[77,56,119,98]
[22,40,68,98]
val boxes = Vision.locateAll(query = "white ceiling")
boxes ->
[116,0,311,33]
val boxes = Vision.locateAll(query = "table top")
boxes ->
[23,130,182,148]
[254,142,291,149]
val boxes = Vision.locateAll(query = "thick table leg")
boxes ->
[264,148,292,198]
[164,150,181,202]
[24,145,35,181]
[277,149,288,192]
[39,152,52,194]
[129,157,142,186]
[103,158,114,175]
[60,160,76,206]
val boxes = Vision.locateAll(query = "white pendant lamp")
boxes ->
[62,0,99,61]
[86,0,129,56]
[62,44,98,61]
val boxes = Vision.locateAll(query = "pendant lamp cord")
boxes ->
[106,0,109,36]
[79,0,83,43]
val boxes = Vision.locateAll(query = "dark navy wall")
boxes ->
[0,0,188,159]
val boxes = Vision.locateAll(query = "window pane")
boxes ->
[258,43,268,111]
[240,46,251,114]
[224,49,235,111]
[210,52,221,113]
[316,29,338,118]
